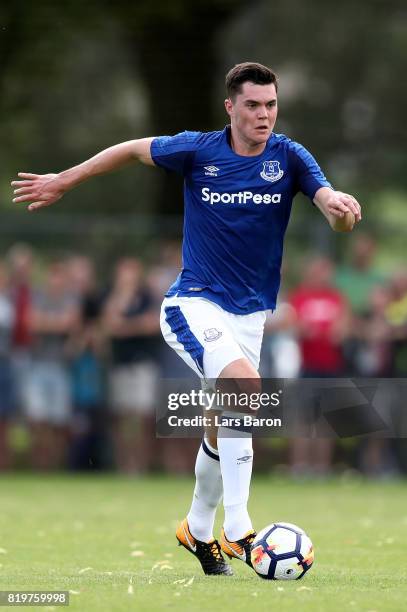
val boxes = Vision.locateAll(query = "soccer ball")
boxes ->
[250,522,314,580]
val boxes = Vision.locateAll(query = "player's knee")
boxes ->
[216,358,261,410]
[218,358,259,384]
[217,373,261,397]
[234,375,261,397]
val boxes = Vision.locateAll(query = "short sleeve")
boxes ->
[150,131,202,176]
[289,142,332,200]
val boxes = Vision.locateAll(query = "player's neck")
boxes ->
[229,130,267,157]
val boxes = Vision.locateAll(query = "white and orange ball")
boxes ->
[250,522,314,580]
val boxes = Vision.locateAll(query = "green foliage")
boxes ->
[1,0,406,249]
[219,0,407,194]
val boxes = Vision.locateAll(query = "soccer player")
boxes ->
[11,62,362,576]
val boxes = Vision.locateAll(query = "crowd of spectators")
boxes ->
[0,235,406,477]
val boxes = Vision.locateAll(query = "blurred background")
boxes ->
[1,0,406,478]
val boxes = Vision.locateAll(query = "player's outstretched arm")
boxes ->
[313,187,362,232]
[11,137,155,211]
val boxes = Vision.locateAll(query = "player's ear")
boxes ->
[224,98,233,117]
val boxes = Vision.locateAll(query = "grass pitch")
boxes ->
[0,474,406,611]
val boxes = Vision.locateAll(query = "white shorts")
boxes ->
[160,296,266,381]
[109,361,158,415]
[24,361,71,426]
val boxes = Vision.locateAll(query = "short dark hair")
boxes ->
[225,62,278,100]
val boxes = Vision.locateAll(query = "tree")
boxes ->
[108,0,249,214]
[1,0,249,216]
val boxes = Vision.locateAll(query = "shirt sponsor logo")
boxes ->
[260,160,284,183]
[204,165,220,176]
[201,187,281,205]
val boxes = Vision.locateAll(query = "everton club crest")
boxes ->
[203,328,222,342]
[260,160,284,183]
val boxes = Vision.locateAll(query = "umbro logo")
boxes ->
[237,455,252,464]
[204,165,220,176]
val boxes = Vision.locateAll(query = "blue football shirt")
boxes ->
[151,126,331,314]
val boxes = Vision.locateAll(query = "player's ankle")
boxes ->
[187,516,214,543]
[223,504,252,541]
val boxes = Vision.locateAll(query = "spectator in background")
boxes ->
[335,233,386,316]
[385,270,407,474]
[7,243,34,349]
[25,260,79,469]
[288,255,350,477]
[385,270,407,376]
[353,285,397,476]
[147,241,182,304]
[66,295,108,471]
[290,256,350,378]
[65,254,110,470]
[102,257,160,473]
[66,254,101,320]
[0,262,16,469]
[353,285,393,377]
[7,243,34,416]
[335,233,387,374]
[261,299,300,379]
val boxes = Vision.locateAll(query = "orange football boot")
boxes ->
[176,518,233,576]
[220,528,257,568]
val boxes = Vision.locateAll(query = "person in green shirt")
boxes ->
[335,233,386,317]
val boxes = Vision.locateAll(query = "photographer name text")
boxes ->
[167,415,282,428]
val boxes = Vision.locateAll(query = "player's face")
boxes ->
[225,82,278,151]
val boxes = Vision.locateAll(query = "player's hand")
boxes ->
[325,191,362,222]
[11,173,66,211]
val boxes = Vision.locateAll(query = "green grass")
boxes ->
[0,474,406,611]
